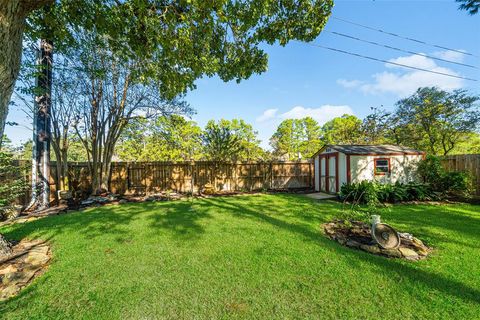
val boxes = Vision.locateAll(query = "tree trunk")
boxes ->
[0,1,25,147]
[30,39,53,210]
[0,0,53,147]
[0,233,13,258]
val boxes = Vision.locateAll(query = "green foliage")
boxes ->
[270,117,322,160]
[0,151,27,215]
[203,119,263,161]
[456,0,480,14]
[116,115,203,161]
[340,180,439,204]
[418,155,473,197]
[391,87,480,155]
[116,117,264,162]
[27,0,334,99]
[321,114,364,145]
[360,107,392,144]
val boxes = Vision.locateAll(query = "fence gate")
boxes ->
[127,164,146,194]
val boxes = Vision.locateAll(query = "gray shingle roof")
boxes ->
[319,144,424,155]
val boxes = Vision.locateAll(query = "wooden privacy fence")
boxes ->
[441,154,480,196]
[17,161,314,197]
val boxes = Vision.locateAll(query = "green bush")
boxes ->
[0,151,27,219]
[340,180,438,204]
[417,155,473,197]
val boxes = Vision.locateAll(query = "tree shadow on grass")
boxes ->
[201,195,480,305]
[146,200,211,240]
[0,203,144,242]
[383,204,480,242]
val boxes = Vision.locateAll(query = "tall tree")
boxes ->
[202,119,260,162]
[361,107,393,144]
[392,87,480,155]
[72,35,189,194]
[28,38,53,210]
[270,117,321,160]
[49,55,83,193]
[0,0,53,147]
[321,114,363,145]
[115,115,203,161]
[0,0,334,147]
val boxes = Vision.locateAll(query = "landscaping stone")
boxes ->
[0,239,51,301]
[380,248,403,258]
[360,244,381,254]
[323,220,431,261]
[399,247,419,260]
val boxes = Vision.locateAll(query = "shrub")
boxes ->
[340,181,438,204]
[340,180,380,205]
[417,155,473,198]
[0,151,28,220]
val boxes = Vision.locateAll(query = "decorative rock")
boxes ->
[81,200,94,206]
[398,232,414,241]
[399,247,419,259]
[323,220,431,261]
[360,244,381,254]
[0,240,51,301]
[346,240,361,248]
[118,199,128,204]
[380,248,403,258]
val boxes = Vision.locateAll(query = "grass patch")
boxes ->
[0,194,479,319]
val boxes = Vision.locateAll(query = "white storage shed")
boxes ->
[312,145,425,194]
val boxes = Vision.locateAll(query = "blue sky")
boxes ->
[6,0,480,149]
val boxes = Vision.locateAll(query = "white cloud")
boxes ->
[337,79,364,88]
[256,108,278,122]
[337,52,464,97]
[433,50,466,63]
[257,105,354,125]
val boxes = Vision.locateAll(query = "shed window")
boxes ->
[374,158,390,175]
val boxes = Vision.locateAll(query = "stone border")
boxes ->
[0,239,51,301]
[323,220,432,261]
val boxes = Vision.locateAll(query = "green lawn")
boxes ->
[0,194,479,319]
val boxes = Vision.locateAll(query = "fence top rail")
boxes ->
[11,160,314,165]
[440,154,480,158]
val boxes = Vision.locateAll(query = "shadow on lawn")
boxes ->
[1,194,479,307]
[201,195,480,305]
[384,204,480,241]
[1,203,142,242]
[147,200,211,240]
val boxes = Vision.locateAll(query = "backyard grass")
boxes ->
[0,194,479,319]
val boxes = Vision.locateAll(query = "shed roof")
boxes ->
[314,144,424,157]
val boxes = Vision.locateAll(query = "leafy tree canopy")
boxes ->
[456,0,480,14]
[321,114,363,145]
[270,117,322,160]
[391,87,480,155]
[202,119,264,161]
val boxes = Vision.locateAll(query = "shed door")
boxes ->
[320,157,327,192]
[328,156,337,193]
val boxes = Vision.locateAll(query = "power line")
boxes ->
[330,31,478,69]
[332,17,479,58]
[298,41,478,82]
